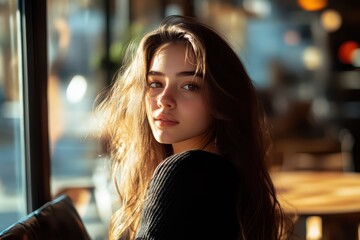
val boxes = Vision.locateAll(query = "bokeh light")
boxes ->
[320,9,342,32]
[306,216,322,240]
[66,75,88,103]
[297,0,327,11]
[243,0,271,17]
[303,46,322,70]
[351,49,360,67]
[284,30,301,46]
[338,41,359,64]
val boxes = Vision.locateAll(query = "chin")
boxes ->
[154,135,173,144]
[156,135,186,145]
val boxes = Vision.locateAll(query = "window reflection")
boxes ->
[47,1,109,238]
[0,0,27,230]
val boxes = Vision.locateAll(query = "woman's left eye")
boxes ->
[182,83,199,91]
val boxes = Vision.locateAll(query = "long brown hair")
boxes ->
[97,15,291,240]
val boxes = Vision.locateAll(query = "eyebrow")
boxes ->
[148,70,202,77]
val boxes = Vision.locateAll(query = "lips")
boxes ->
[154,113,179,127]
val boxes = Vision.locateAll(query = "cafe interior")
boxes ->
[0,0,360,239]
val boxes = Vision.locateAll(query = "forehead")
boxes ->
[149,42,197,70]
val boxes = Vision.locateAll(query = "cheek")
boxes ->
[182,99,210,121]
[145,95,156,110]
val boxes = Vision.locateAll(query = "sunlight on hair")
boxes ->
[66,75,88,103]
[306,216,322,240]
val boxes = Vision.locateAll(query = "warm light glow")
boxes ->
[297,0,327,11]
[320,9,342,32]
[284,30,301,46]
[303,46,322,70]
[338,41,359,64]
[306,216,322,240]
[66,75,88,103]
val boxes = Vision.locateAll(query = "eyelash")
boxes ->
[147,81,200,92]
[182,83,199,91]
[148,81,162,88]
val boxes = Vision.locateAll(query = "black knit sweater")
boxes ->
[135,150,240,240]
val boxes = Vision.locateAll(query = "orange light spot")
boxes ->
[297,0,327,11]
[338,41,359,64]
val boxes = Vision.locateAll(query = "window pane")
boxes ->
[47,1,109,239]
[0,0,27,230]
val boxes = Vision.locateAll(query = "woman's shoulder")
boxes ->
[160,149,232,166]
[137,150,240,240]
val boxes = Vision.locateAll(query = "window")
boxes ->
[0,0,160,238]
[47,1,110,238]
[0,0,27,229]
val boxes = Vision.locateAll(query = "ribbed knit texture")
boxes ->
[135,150,240,240]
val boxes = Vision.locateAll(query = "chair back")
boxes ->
[0,194,91,240]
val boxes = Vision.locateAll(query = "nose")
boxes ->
[157,87,176,109]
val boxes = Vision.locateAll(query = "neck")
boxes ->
[172,135,219,155]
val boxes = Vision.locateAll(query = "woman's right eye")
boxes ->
[148,82,162,88]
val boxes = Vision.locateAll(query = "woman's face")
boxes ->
[145,43,212,154]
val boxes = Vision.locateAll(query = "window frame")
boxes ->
[18,0,51,212]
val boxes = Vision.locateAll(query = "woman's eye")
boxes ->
[183,83,199,91]
[148,82,162,88]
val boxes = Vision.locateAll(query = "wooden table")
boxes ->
[272,171,360,239]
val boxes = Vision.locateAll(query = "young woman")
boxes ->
[97,15,291,240]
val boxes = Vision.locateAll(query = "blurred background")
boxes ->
[0,0,360,239]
